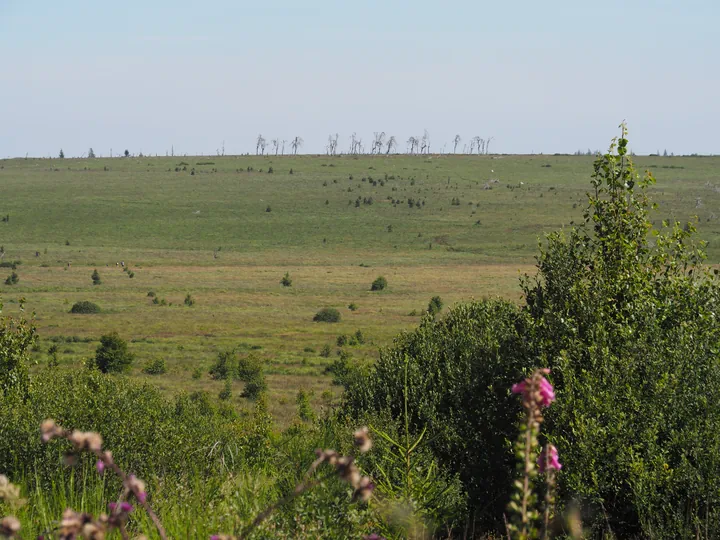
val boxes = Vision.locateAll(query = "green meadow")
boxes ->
[2,152,719,425]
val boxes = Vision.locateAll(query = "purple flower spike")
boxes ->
[108,502,117,512]
[137,491,147,503]
[120,502,133,513]
[538,444,562,473]
[96,459,105,474]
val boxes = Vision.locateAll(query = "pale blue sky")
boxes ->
[1,0,718,157]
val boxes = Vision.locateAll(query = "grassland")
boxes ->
[1,152,718,424]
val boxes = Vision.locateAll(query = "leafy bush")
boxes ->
[147,291,156,297]
[4,272,19,286]
[336,335,348,347]
[93,332,134,373]
[0,299,36,395]
[91,269,101,285]
[184,293,195,307]
[370,276,387,291]
[219,379,232,401]
[348,303,358,311]
[209,349,235,380]
[427,296,443,318]
[319,344,332,358]
[69,301,101,314]
[142,358,167,375]
[237,355,267,400]
[296,390,315,422]
[313,308,341,323]
[280,272,292,287]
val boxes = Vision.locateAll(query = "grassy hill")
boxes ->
[1,152,718,424]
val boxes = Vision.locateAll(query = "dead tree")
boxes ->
[386,136,397,154]
[372,132,386,155]
[256,134,266,155]
[326,134,339,155]
[271,139,280,155]
[282,140,287,155]
[407,136,416,154]
[453,135,461,154]
[291,136,303,155]
[486,137,494,155]
[420,130,430,154]
[349,133,359,155]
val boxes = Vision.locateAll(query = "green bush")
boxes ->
[93,332,134,373]
[340,128,720,536]
[313,307,341,323]
[69,301,101,314]
[336,335,348,347]
[184,293,195,307]
[91,269,101,285]
[427,296,443,318]
[296,389,315,422]
[280,272,292,287]
[370,276,387,291]
[237,354,267,400]
[219,379,232,401]
[142,358,167,375]
[4,271,19,286]
[348,303,358,311]
[319,344,332,358]
[0,299,36,395]
[209,349,235,380]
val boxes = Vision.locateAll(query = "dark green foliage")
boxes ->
[184,293,195,307]
[142,358,167,375]
[427,296,443,317]
[313,307,341,323]
[209,349,235,380]
[47,345,59,368]
[69,301,101,314]
[93,332,134,373]
[0,262,20,269]
[4,272,19,285]
[280,272,292,287]
[266,205,272,213]
[348,302,358,311]
[336,334,348,347]
[191,367,202,380]
[237,354,267,400]
[58,149,64,159]
[340,301,529,529]
[354,330,365,344]
[370,276,387,291]
[91,269,101,285]
[147,291,156,297]
[319,344,332,358]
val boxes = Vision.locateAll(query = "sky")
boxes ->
[1,0,718,158]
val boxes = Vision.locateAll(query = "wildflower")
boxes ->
[96,460,105,474]
[353,426,372,453]
[0,516,21,537]
[538,377,555,407]
[127,475,147,503]
[538,444,562,473]
[353,476,374,502]
[41,419,62,442]
[512,369,555,408]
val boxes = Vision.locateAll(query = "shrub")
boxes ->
[280,272,292,287]
[4,271,19,285]
[209,349,235,380]
[91,269,101,285]
[219,379,232,401]
[348,303,358,311]
[266,205,272,213]
[237,354,267,400]
[296,389,315,422]
[69,301,101,314]
[47,345,59,368]
[184,294,195,307]
[147,291,156,297]
[191,367,202,379]
[319,344,332,358]
[0,299,36,394]
[336,335,348,347]
[142,358,167,375]
[427,296,443,318]
[370,276,387,291]
[313,307,341,323]
[93,332,134,373]
[354,330,365,345]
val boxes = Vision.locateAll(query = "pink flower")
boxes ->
[511,381,527,394]
[96,460,105,474]
[137,491,147,503]
[120,502,133,513]
[538,377,555,407]
[538,444,562,473]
